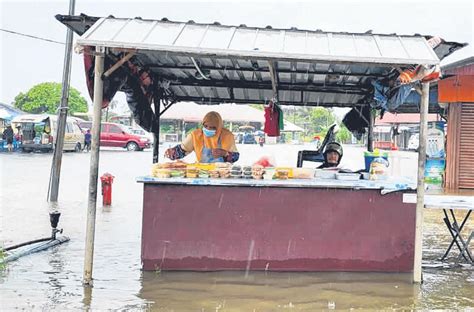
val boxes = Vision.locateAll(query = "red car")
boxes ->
[79,122,151,151]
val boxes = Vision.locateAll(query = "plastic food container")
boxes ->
[153,168,171,178]
[292,168,314,179]
[190,163,216,171]
[336,172,361,181]
[274,169,289,180]
[263,168,275,180]
[275,167,293,178]
[314,169,337,179]
[170,169,186,178]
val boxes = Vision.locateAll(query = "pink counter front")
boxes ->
[138,178,416,272]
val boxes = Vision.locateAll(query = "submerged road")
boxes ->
[0,144,473,310]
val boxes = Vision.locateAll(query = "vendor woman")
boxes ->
[164,111,239,163]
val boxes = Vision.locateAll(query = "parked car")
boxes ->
[129,127,154,142]
[79,121,151,151]
[408,133,419,151]
[12,114,84,153]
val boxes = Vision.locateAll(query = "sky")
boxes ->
[0,0,472,111]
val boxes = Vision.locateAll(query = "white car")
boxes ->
[407,133,419,151]
[129,128,154,143]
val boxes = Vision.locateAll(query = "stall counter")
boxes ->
[137,176,417,272]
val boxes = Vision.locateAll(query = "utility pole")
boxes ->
[48,0,75,202]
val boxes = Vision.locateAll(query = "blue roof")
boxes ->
[0,103,25,120]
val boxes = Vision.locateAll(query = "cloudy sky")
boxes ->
[0,0,472,109]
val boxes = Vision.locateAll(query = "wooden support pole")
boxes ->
[413,82,430,283]
[83,46,105,286]
[367,109,374,152]
[152,82,161,164]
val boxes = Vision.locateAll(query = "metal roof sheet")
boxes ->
[56,14,466,113]
[77,17,441,66]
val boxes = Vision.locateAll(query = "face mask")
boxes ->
[203,127,216,137]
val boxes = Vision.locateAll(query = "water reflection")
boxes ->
[139,271,419,310]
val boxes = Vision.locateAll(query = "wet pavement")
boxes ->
[0,144,473,310]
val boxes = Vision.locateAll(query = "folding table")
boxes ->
[424,195,474,263]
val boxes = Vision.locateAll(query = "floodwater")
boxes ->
[1,144,473,310]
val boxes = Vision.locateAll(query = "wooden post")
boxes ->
[367,109,374,152]
[83,46,105,286]
[152,82,161,164]
[413,82,430,283]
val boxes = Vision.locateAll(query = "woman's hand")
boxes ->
[164,148,173,159]
[211,148,228,158]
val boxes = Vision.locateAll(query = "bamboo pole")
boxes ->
[83,46,105,286]
[413,82,430,283]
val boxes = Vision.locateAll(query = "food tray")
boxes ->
[336,172,361,181]
[314,169,337,179]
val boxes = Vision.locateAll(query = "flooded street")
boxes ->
[1,144,473,310]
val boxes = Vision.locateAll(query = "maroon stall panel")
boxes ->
[141,184,415,272]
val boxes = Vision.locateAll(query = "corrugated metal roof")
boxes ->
[56,14,466,112]
[77,16,440,66]
[442,56,474,76]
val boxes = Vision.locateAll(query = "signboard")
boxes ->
[425,122,445,189]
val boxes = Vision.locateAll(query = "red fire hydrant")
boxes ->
[100,173,114,206]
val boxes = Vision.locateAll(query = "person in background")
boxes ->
[164,111,239,163]
[84,129,91,152]
[318,142,343,169]
[313,135,321,148]
[2,125,14,152]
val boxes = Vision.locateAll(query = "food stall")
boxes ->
[57,15,465,280]
[139,164,418,271]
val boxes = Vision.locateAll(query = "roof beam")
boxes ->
[172,95,367,107]
[147,64,385,78]
[168,78,368,94]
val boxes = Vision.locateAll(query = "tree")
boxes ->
[309,107,336,134]
[13,82,88,114]
[336,125,352,143]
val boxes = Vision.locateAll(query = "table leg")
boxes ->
[441,209,473,262]
[441,209,470,261]
[458,231,474,262]
[449,210,473,262]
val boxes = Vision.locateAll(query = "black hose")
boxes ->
[4,237,52,252]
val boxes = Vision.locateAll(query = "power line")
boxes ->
[0,28,65,45]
